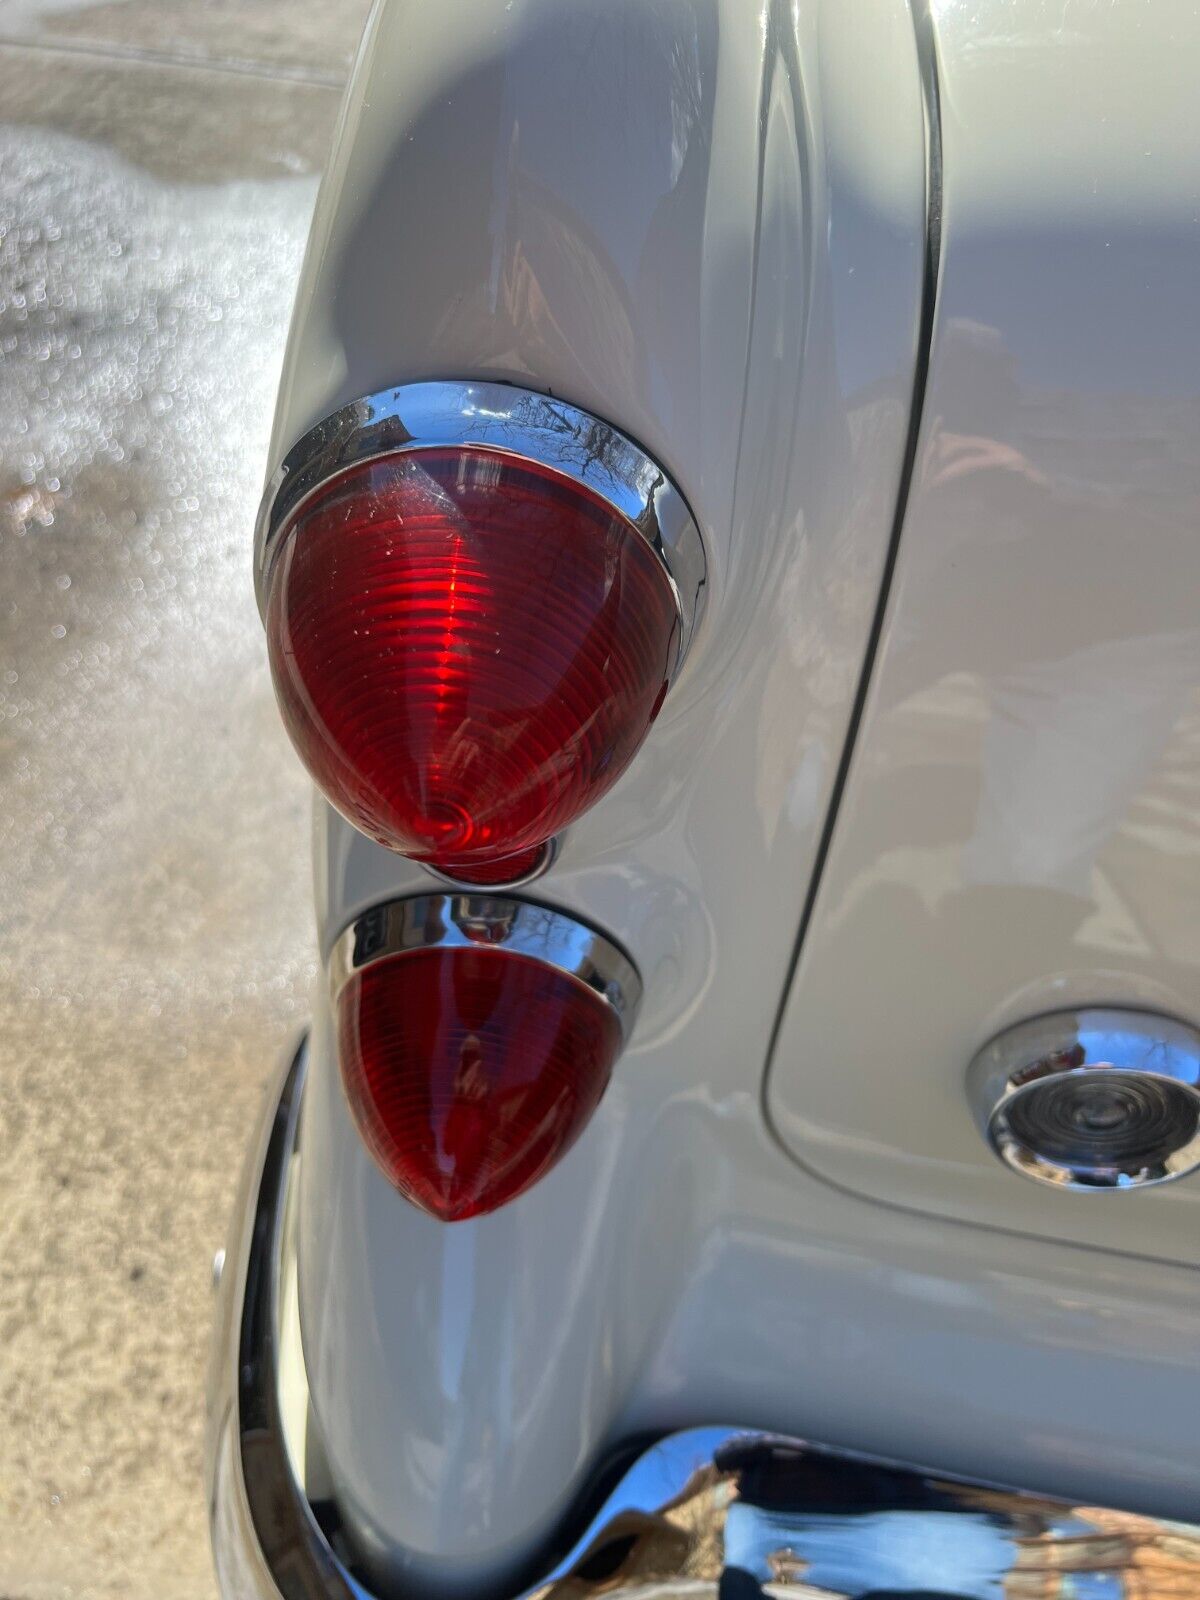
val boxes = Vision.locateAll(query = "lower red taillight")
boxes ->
[332,896,640,1221]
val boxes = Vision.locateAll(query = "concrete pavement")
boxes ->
[0,4,371,1594]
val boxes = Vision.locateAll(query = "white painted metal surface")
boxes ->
[259,0,1200,1593]
[284,0,928,1586]
[768,0,1200,1266]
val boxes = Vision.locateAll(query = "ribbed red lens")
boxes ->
[265,447,679,872]
[337,946,621,1220]
[429,843,548,887]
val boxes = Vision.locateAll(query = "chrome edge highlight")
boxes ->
[968,1007,1200,1190]
[328,893,643,1041]
[254,380,707,678]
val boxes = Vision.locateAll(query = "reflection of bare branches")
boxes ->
[1005,1510,1200,1597]
[545,1508,695,1594]
[530,1438,1200,1599]
[506,389,643,484]
[535,1466,725,1597]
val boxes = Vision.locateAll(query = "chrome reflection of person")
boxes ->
[715,1441,1011,1600]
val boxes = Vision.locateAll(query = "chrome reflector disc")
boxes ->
[967,1009,1200,1190]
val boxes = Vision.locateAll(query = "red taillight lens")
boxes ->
[338,949,619,1220]
[265,444,681,875]
[333,897,639,1221]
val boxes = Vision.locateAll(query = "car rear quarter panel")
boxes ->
[266,0,1200,1593]
[768,0,1200,1265]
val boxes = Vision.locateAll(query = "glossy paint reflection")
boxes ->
[289,0,930,1580]
[214,1053,1200,1600]
[280,0,1200,1590]
[768,0,1200,1264]
[284,0,1200,1586]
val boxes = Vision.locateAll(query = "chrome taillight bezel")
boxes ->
[330,892,643,1043]
[254,380,707,683]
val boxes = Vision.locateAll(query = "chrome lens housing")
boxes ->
[329,892,642,1041]
[254,380,707,678]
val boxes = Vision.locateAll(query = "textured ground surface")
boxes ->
[0,3,371,1595]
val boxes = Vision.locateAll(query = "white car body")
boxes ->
[208,1,1200,1595]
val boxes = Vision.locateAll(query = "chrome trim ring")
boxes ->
[420,836,561,893]
[967,1007,1200,1190]
[254,381,707,678]
[329,893,642,1041]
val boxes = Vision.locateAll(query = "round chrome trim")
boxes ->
[329,893,642,1040]
[254,381,707,677]
[419,836,560,893]
[967,1007,1200,1190]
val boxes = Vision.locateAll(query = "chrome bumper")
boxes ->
[207,1040,1200,1600]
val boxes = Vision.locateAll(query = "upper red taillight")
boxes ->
[259,385,703,882]
[332,895,640,1220]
